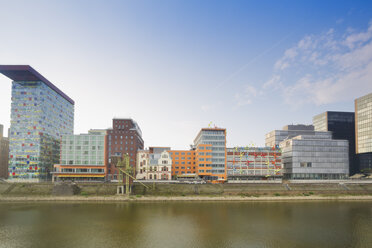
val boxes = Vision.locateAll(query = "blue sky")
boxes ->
[1,0,372,149]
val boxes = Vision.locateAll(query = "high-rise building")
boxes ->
[52,130,107,182]
[107,118,144,181]
[313,111,357,175]
[0,124,9,179]
[0,65,74,182]
[280,132,349,180]
[355,92,372,173]
[193,128,226,182]
[265,124,315,147]
[136,147,172,180]
[226,146,282,181]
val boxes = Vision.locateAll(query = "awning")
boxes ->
[57,175,105,178]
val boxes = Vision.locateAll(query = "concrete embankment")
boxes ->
[1,195,372,202]
[1,182,372,201]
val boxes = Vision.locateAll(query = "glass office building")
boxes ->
[0,65,74,182]
[193,128,226,182]
[53,130,107,182]
[280,132,349,180]
[313,111,357,175]
[355,92,372,172]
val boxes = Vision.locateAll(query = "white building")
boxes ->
[136,147,172,180]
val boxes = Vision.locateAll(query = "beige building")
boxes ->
[136,147,172,180]
[355,92,372,172]
[0,124,9,179]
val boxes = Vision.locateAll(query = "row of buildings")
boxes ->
[52,126,282,183]
[266,100,372,180]
[0,65,371,183]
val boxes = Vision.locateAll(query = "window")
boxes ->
[300,162,312,168]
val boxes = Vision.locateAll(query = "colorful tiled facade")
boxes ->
[0,124,9,179]
[0,66,74,182]
[227,147,282,181]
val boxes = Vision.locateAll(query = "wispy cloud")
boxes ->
[240,20,372,108]
[235,85,259,106]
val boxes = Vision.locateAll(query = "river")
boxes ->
[0,201,371,248]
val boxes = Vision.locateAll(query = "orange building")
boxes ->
[193,128,227,183]
[169,127,227,183]
[168,149,196,178]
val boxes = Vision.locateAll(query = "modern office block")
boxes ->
[0,65,74,182]
[265,124,315,147]
[313,111,357,175]
[226,146,282,181]
[136,147,172,180]
[0,124,9,179]
[193,128,226,182]
[355,93,372,173]
[53,130,107,182]
[106,118,144,181]
[280,132,349,180]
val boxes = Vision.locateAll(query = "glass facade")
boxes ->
[193,129,226,181]
[280,132,349,180]
[355,93,372,154]
[265,125,315,147]
[60,134,105,166]
[355,92,372,172]
[8,81,74,181]
[313,111,357,175]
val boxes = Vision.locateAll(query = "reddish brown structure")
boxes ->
[106,118,144,181]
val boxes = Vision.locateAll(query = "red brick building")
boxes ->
[106,118,144,181]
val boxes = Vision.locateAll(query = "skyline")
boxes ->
[1,1,372,149]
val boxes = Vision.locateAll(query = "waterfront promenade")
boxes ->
[1,181,372,202]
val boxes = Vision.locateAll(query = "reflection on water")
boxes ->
[0,201,371,248]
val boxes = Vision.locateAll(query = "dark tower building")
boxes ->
[106,118,144,181]
[313,111,357,175]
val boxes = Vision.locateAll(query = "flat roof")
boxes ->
[0,65,74,105]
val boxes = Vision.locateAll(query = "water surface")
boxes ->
[0,201,371,248]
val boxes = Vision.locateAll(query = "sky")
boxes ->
[1,0,372,149]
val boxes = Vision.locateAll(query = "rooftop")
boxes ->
[0,65,74,105]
